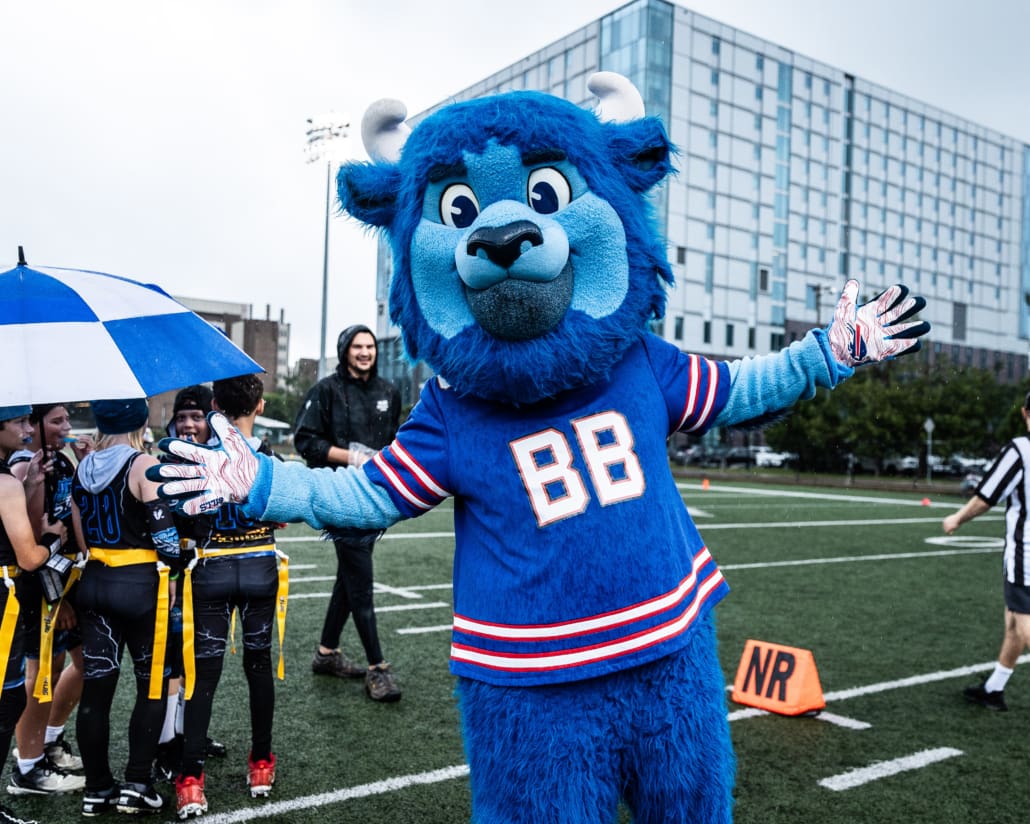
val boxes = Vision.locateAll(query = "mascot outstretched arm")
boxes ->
[153,73,928,823]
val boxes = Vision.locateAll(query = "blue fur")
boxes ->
[242,457,401,531]
[339,91,673,404]
[457,614,734,824]
[717,328,853,427]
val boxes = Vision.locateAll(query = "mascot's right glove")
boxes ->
[827,279,930,367]
[147,412,258,517]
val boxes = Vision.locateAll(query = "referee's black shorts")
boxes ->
[1003,579,1030,614]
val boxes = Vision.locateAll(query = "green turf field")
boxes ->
[8,478,1025,823]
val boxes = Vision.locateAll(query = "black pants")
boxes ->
[181,555,277,778]
[76,563,166,789]
[319,538,383,665]
[0,584,27,765]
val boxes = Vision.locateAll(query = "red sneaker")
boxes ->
[175,774,208,819]
[247,753,276,798]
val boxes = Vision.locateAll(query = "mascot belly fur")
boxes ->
[155,73,930,822]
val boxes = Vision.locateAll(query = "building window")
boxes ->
[674,316,684,341]
[953,302,967,341]
[748,326,756,349]
[703,320,712,344]
[759,267,770,291]
[725,324,735,347]
[676,246,686,264]
[712,36,720,55]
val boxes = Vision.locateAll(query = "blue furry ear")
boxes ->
[338,162,401,228]
[605,118,674,193]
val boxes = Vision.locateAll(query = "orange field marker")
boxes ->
[731,639,825,716]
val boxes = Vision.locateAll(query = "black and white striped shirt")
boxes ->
[977,436,1030,586]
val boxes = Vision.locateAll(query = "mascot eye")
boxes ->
[527,167,571,215]
[440,184,480,228]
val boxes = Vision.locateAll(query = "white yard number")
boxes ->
[510,411,645,527]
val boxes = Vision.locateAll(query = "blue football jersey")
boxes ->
[364,334,731,686]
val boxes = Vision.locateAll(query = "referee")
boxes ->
[943,389,1030,711]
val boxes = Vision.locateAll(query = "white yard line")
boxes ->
[676,482,965,509]
[286,597,451,613]
[823,653,1030,702]
[813,712,871,730]
[721,546,997,570]
[398,624,455,635]
[817,747,963,791]
[195,765,471,824]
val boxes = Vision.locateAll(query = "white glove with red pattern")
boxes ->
[827,279,930,367]
[147,412,258,517]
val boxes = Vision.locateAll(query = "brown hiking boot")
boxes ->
[311,648,365,678]
[365,663,402,702]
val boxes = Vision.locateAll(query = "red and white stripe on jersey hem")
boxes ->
[678,355,720,432]
[372,442,450,511]
[454,547,717,641]
[449,552,725,673]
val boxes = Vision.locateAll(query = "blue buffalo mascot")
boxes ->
[154,73,929,822]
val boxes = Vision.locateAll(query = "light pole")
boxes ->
[305,113,350,379]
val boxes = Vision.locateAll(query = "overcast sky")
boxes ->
[2,0,1027,367]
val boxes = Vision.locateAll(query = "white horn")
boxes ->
[361,99,411,163]
[588,72,645,123]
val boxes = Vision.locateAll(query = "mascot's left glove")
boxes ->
[827,279,930,367]
[146,412,258,517]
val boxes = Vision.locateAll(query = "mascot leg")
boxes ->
[457,674,622,824]
[456,614,734,824]
[621,615,735,824]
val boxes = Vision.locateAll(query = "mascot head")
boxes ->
[340,73,674,405]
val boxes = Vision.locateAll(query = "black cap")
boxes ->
[172,385,213,416]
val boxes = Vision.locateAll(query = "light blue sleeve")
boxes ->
[240,455,403,531]
[713,328,854,427]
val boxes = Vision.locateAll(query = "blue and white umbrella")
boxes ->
[0,249,264,405]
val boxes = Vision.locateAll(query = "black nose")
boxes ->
[466,221,543,270]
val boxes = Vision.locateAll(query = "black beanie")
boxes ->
[91,398,149,435]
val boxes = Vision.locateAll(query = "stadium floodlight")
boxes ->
[305,113,350,380]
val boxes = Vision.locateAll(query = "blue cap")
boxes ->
[91,398,149,435]
[0,405,32,423]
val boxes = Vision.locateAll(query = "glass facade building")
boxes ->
[375,0,1029,403]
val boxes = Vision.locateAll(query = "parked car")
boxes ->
[724,446,758,467]
[949,454,990,476]
[754,447,797,468]
[960,471,983,497]
[882,455,919,476]
[689,445,730,467]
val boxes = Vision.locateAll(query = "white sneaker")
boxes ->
[6,757,84,795]
[45,734,84,772]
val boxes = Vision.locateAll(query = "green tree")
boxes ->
[764,357,1025,472]
[261,368,316,427]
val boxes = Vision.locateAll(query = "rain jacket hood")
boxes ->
[76,444,137,494]
[335,325,378,381]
